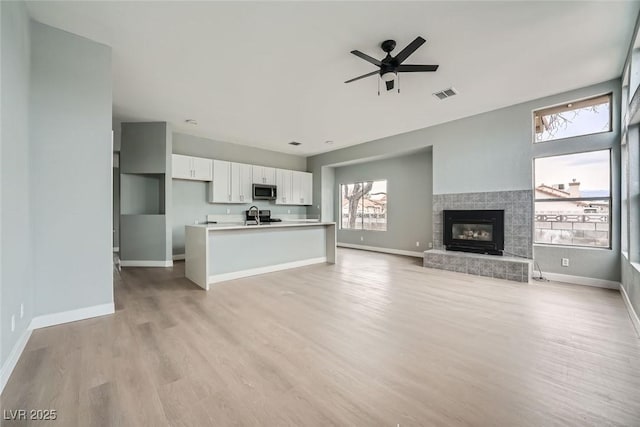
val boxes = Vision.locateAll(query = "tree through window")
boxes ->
[340,180,387,231]
[533,94,612,143]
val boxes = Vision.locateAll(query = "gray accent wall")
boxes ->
[308,80,621,282]
[30,21,113,315]
[173,132,306,171]
[1,0,33,367]
[333,150,432,253]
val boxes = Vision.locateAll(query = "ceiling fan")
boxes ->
[345,36,439,92]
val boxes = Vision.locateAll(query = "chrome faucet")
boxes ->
[248,205,260,225]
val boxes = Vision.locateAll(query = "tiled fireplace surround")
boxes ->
[424,190,534,282]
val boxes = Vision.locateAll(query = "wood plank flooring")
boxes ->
[2,248,640,426]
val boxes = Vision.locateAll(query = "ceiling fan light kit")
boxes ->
[345,36,439,95]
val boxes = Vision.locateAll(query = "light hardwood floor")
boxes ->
[2,248,640,426]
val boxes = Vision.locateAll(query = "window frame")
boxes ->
[339,179,388,232]
[531,93,613,144]
[533,148,612,250]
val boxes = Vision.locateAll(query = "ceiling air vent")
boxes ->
[433,87,458,100]
[288,141,301,146]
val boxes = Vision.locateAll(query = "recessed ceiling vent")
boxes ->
[288,141,301,146]
[433,87,458,100]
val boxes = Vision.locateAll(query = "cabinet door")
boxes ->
[291,171,303,205]
[275,169,292,204]
[229,162,242,203]
[172,154,193,180]
[210,160,231,203]
[192,157,213,181]
[263,167,276,185]
[301,172,313,205]
[237,163,253,203]
[251,165,264,184]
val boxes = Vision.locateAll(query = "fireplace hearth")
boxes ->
[444,210,504,256]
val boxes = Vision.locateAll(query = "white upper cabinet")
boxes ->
[172,154,192,180]
[292,171,313,205]
[275,169,293,205]
[210,160,231,203]
[209,160,253,204]
[232,162,253,203]
[172,154,212,181]
[252,165,276,185]
[301,172,313,205]
[276,169,312,205]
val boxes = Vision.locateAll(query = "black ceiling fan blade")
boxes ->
[393,36,426,65]
[385,80,395,91]
[350,50,382,66]
[397,64,439,72]
[345,70,379,84]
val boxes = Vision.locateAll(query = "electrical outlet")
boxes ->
[317,205,320,209]
[416,241,420,247]
[288,209,291,214]
[20,303,24,319]
[360,236,364,241]
[194,220,199,224]
[561,258,569,267]
[11,315,15,332]
[226,208,231,214]
[428,242,433,248]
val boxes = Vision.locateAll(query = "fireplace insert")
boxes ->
[443,210,504,256]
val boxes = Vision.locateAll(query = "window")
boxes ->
[533,94,612,143]
[340,180,387,231]
[534,150,610,248]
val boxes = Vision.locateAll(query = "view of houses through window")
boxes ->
[340,180,387,231]
[534,150,611,248]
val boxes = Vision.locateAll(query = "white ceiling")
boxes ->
[26,1,640,156]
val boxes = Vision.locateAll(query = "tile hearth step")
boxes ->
[423,249,533,283]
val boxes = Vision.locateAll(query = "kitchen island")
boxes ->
[185,221,336,289]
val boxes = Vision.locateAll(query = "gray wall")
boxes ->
[113,166,119,248]
[1,0,33,367]
[308,80,621,281]
[333,150,432,253]
[621,13,640,319]
[120,122,172,263]
[30,21,113,315]
[173,132,307,171]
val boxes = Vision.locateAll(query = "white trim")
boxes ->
[208,257,327,285]
[0,327,32,394]
[337,243,423,258]
[119,260,173,267]
[173,254,185,261]
[112,246,119,252]
[620,284,640,337]
[542,272,620,289]
[29,303,115,330]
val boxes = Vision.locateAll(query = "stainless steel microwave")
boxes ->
[253,184,277,200]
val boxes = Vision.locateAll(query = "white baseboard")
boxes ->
[112,247,119,252]
[209,257,327,284]
[338,243,423,258]
[119,260,173,267]
[0,326,32,394]
[173,254,185,261]
[29,303,115,330]
[542,272,620,290]
[620,284,640,337]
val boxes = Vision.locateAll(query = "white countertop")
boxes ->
[186,221,336,231]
